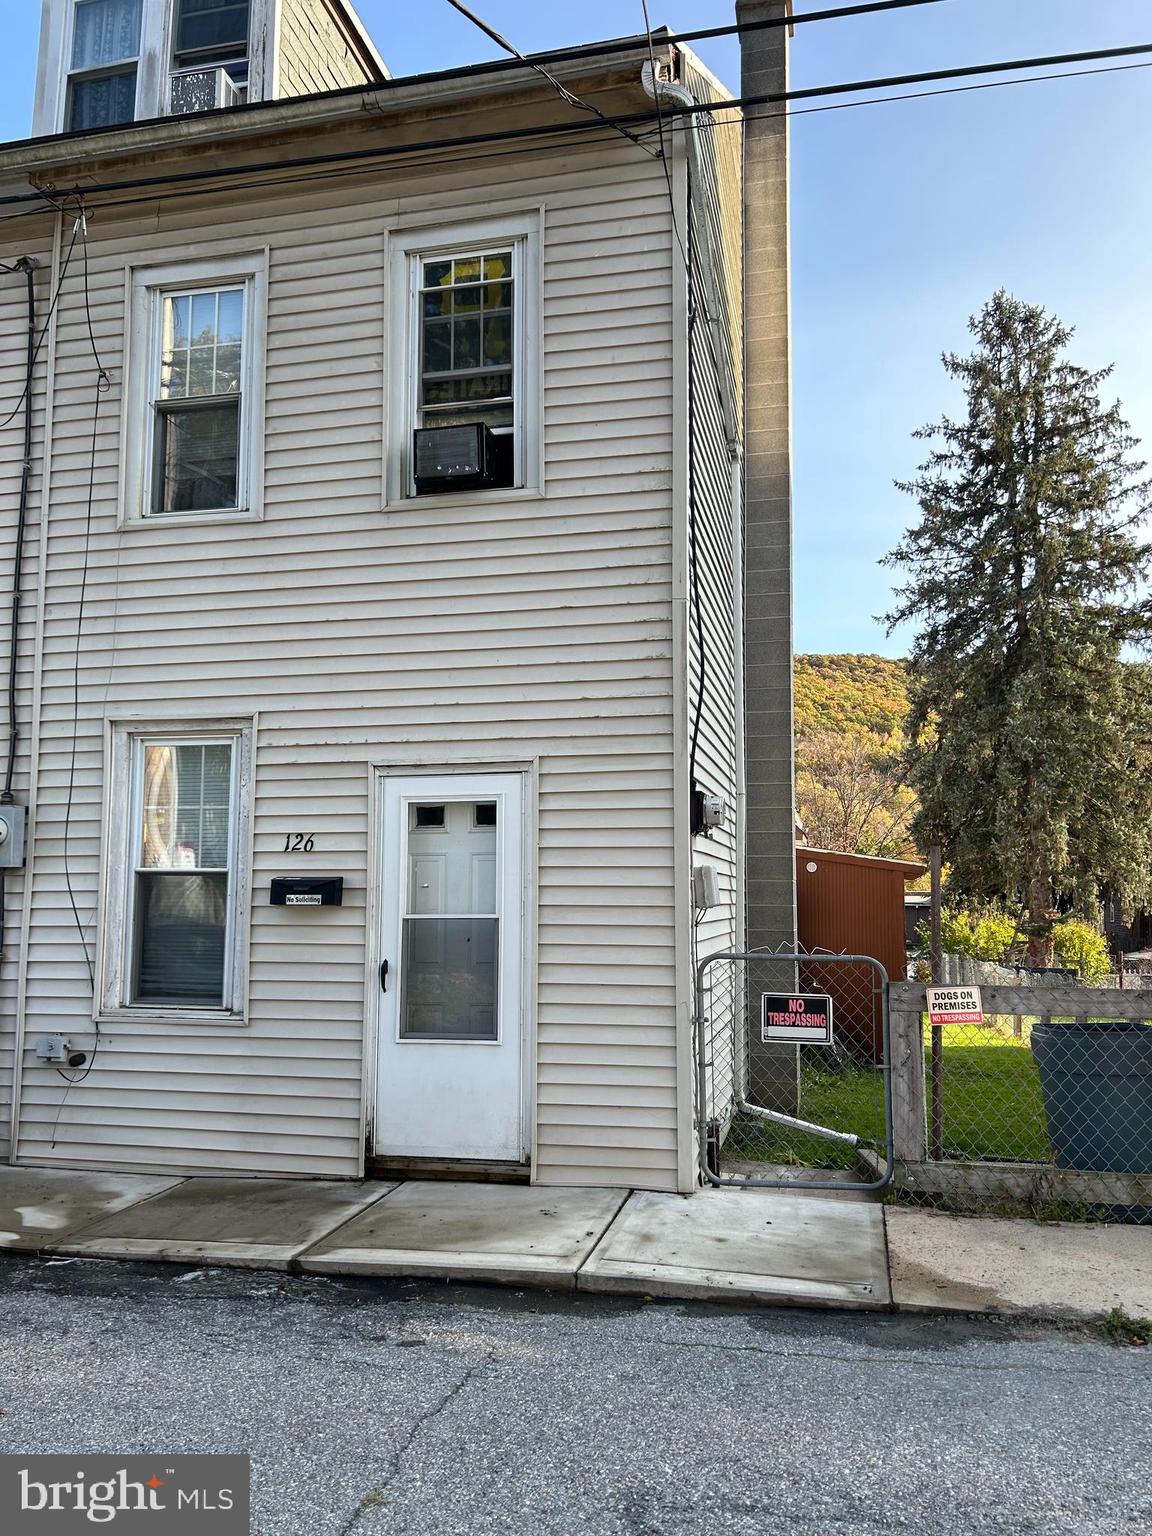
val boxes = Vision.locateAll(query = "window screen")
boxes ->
[132,741,234,1006]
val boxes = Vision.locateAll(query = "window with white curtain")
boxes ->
[67,0,143,131]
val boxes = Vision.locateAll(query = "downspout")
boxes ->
[641,60,739,449]
[643,58,746,954]
[730,453,746,955]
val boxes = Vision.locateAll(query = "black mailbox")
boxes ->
[270,876,344,908]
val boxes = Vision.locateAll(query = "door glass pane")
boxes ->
[400,799,499,1040]
[134,871,228,1005]
[72,0,142,69]
[400,917,497,1040]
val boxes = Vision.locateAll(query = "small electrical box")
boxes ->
[693,863,721,912]
[34,1035,86,1068]
[270,876,344,908]
[0,803,26,867]
[414,423,498,495]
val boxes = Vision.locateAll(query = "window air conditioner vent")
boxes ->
[414,423,499,495]
[169,67,243,116]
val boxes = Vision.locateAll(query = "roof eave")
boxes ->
[0,39,660,176]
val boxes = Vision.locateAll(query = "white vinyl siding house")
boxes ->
[0,30,754,1194]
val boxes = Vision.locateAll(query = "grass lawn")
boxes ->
[927,1020,1049,1162]
[724,1018,1050,1171]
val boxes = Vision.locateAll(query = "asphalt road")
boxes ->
[0,1255,1148,1536]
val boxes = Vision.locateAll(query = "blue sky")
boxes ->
[2,1,1150,655]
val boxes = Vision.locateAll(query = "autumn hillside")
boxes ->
[793,655,918,861]
[795,654,909,740]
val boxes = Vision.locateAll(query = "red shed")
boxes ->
[796,847,926,1062]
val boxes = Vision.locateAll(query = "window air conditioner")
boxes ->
[414,423,499,495]
[169,67,243,116]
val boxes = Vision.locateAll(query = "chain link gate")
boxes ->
[696,949,895,1190]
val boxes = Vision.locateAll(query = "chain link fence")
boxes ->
[889,982,1152,1224]
[696,949,893,1191]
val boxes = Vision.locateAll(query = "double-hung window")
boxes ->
[419,250,516,488]
[125,255,265,522]
[154,284,246,513]
[390,214,540,501]
[66,0,143,132]
[172,0,251,90]
[102,726,252,1017]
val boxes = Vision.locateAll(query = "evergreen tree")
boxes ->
[884,291,1152,961]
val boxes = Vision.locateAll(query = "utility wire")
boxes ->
[53,207,107,1125]
[639,0,693,296]
[6,52,1143,232]
[2,0,947,158]
[0,219,80,429]
[4,41,1148,212]
[443,0,657,154]
[636,56,1152,132]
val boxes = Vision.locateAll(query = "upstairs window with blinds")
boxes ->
[152,283,247,514]
[173,0,251,85]
[129,737,239,1009]
[66,0,143,131]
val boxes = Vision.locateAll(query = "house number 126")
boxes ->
[283,833,316,853]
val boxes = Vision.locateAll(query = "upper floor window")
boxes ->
[387,212,541,503]
[67,0,142,131]
[154,284,246,513]
[172,0,251,86]
[123,253,267,524]
[419,250,516,489]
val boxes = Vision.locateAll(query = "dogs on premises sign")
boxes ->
[925,986,984,1027]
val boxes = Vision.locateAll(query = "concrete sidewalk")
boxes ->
[0,1166,889,1310]
[885,1206,1152,1323]
[2,1166,1148,1322]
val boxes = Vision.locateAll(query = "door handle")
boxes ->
[379,960,389,993]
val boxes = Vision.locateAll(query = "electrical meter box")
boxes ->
[0,803,26,867]
[270,876,344,908]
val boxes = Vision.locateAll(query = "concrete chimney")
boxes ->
[738,1,797,957]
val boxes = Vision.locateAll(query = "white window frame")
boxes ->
[99,719,254,1024]
[121,251,267,526]
[35,0,275,135]
[386,211,543,506]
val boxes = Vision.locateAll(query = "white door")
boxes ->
[373,772,526,1162]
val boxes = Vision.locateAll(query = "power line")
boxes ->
[638,56,1152,132]
[443,0,656,155]
[5,40,1149,212]
[16,53,1145,230]
[0,1,951,162]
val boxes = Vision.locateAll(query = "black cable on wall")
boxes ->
[3,255,36,804]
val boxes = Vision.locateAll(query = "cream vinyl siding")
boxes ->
[11,134,681,1188]
[277,0,378,97]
